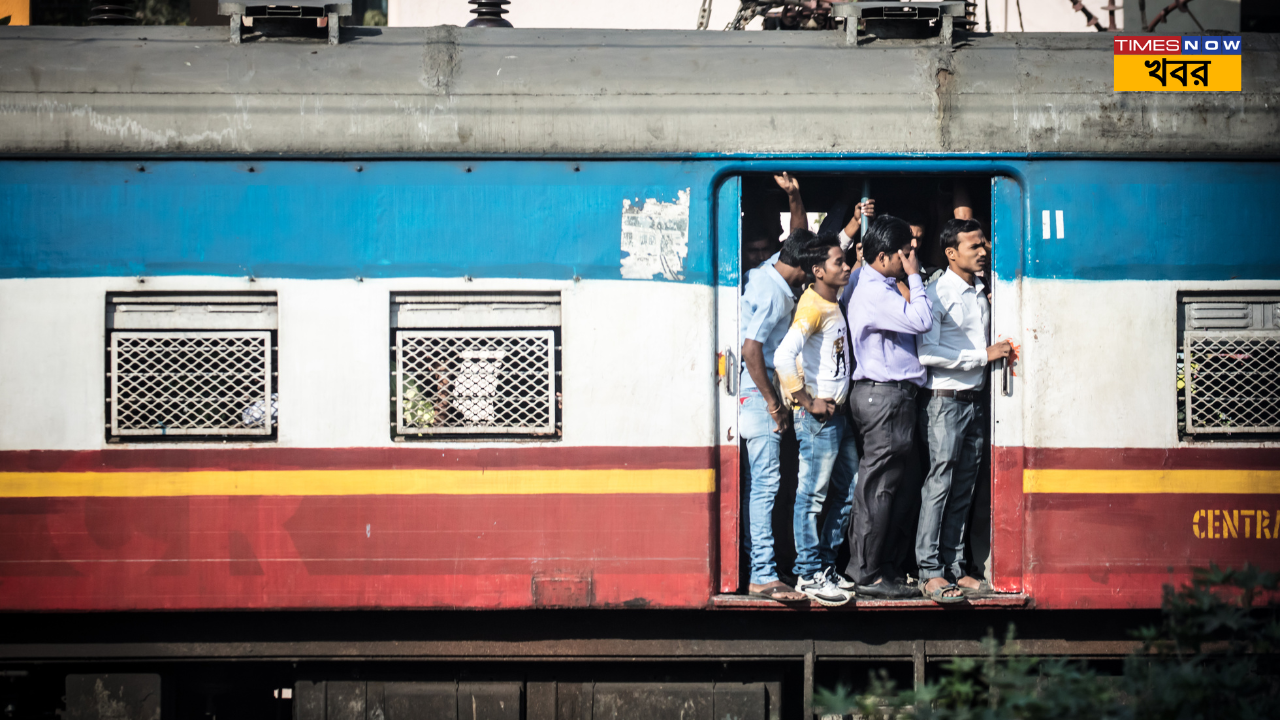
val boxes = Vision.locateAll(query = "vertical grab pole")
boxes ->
[860,179,872,240]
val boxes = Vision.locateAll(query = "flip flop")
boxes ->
[748,583,808,602]
[922,582,965,604]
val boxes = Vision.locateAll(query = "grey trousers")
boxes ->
[915,395,985,581]
[844,382,918,585]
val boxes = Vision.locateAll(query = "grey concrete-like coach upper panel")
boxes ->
[0,26,1276,155]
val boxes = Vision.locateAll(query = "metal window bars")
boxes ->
[110,331,274,437]
[395,330,556,437]
[1184,333,1280,434]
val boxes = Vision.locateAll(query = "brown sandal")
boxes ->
[748,582,807,602]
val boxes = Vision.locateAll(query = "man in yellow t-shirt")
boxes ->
[774,232,859,607]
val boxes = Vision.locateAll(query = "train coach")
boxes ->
[0,22,1278,720]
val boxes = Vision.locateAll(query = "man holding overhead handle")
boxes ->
[915,219,1012,603]
[738,228,810,602]
[843,215,933,600]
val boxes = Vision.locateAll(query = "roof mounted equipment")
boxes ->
[219,1,353,45]
[467,0,513,27]
[832,1,969,45]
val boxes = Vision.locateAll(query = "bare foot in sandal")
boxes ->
[748,581,806,602]
[956,575,991,597]
[922,577,964,604]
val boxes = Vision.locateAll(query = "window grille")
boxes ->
[392,293,560,439]
[106,294,277,439]
[1182,297,1280,435]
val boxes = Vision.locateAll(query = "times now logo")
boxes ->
[1114,36,1242,55]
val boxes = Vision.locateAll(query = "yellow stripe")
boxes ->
[1024,469,1280,495]
[0,468,716,498]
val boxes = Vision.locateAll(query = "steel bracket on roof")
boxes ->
[832,1,968,46]
[219,2,353,45]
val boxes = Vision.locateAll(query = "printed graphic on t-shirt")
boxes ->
[774,288,853,406]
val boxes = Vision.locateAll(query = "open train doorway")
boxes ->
[726,171,1011,605]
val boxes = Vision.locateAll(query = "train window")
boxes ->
[1180,294,1280,436]
[390,292,562,440]
[105,293,279,441]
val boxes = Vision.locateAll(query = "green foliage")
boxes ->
[136,0,189,26]
[1123,564,1280,720]
[815,564,1279,719]
[31,0,187,26]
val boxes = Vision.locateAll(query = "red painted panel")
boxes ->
[0,447,717,473]
[718,444,739,594]
[1027,447,1280,471]
[991,446,1025,593]
[1026,493,1280,609]
[0,494,712,610]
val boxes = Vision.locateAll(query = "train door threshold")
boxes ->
[710,592,1031,610]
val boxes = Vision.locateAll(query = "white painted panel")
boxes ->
[0,279,107,450]
[560,279,715,448]
[1021,278,1280,449]
[990,276,1023,449]
[717,284,738,446]
[0,276,714,451]
[275,282,391,448]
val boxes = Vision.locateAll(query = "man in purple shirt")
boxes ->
[843,215,933,599]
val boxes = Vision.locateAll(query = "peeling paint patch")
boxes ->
[620,189,689,281]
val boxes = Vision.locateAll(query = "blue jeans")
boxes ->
[915,396,985,580]
[792,406,859,580]
[740,388,784,585]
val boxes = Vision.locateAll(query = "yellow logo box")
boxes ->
[1115,55,1241,92]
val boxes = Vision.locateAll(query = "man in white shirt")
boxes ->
[915,219,1012,603]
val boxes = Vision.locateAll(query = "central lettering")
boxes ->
[1192,509,1276,539]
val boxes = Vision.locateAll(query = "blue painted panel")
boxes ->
[991,175,1023,282]
[1023,161,1280,281]
[4,158,1279,284]
[0,161,715,284]
[715,176,740,287]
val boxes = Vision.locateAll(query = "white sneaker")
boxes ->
[796,568,852,607]
[826,568,857,592]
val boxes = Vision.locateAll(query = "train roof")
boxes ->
[1,26,1277,157]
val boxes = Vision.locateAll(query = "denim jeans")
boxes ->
[792,406,859,580]
[915,395,985,581]
[740,387,784,585]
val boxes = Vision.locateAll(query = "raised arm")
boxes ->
[838,198,874,254]
[862,251,933,335]
[774,173,808,231]
[953,180,974,220]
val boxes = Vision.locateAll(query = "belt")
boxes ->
[925,388,983,402]
[853,380,919,394]
[792,400,847,414]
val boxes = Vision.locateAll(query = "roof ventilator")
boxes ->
[219,1,352,45]
[832,1,970,46]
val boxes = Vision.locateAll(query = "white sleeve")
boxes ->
[917,291,988,371]
[837,229,854,252]
[772,325,808,400]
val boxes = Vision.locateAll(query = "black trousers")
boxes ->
[844,382,918,585]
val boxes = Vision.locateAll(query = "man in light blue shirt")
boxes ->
[739,230,807,601]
